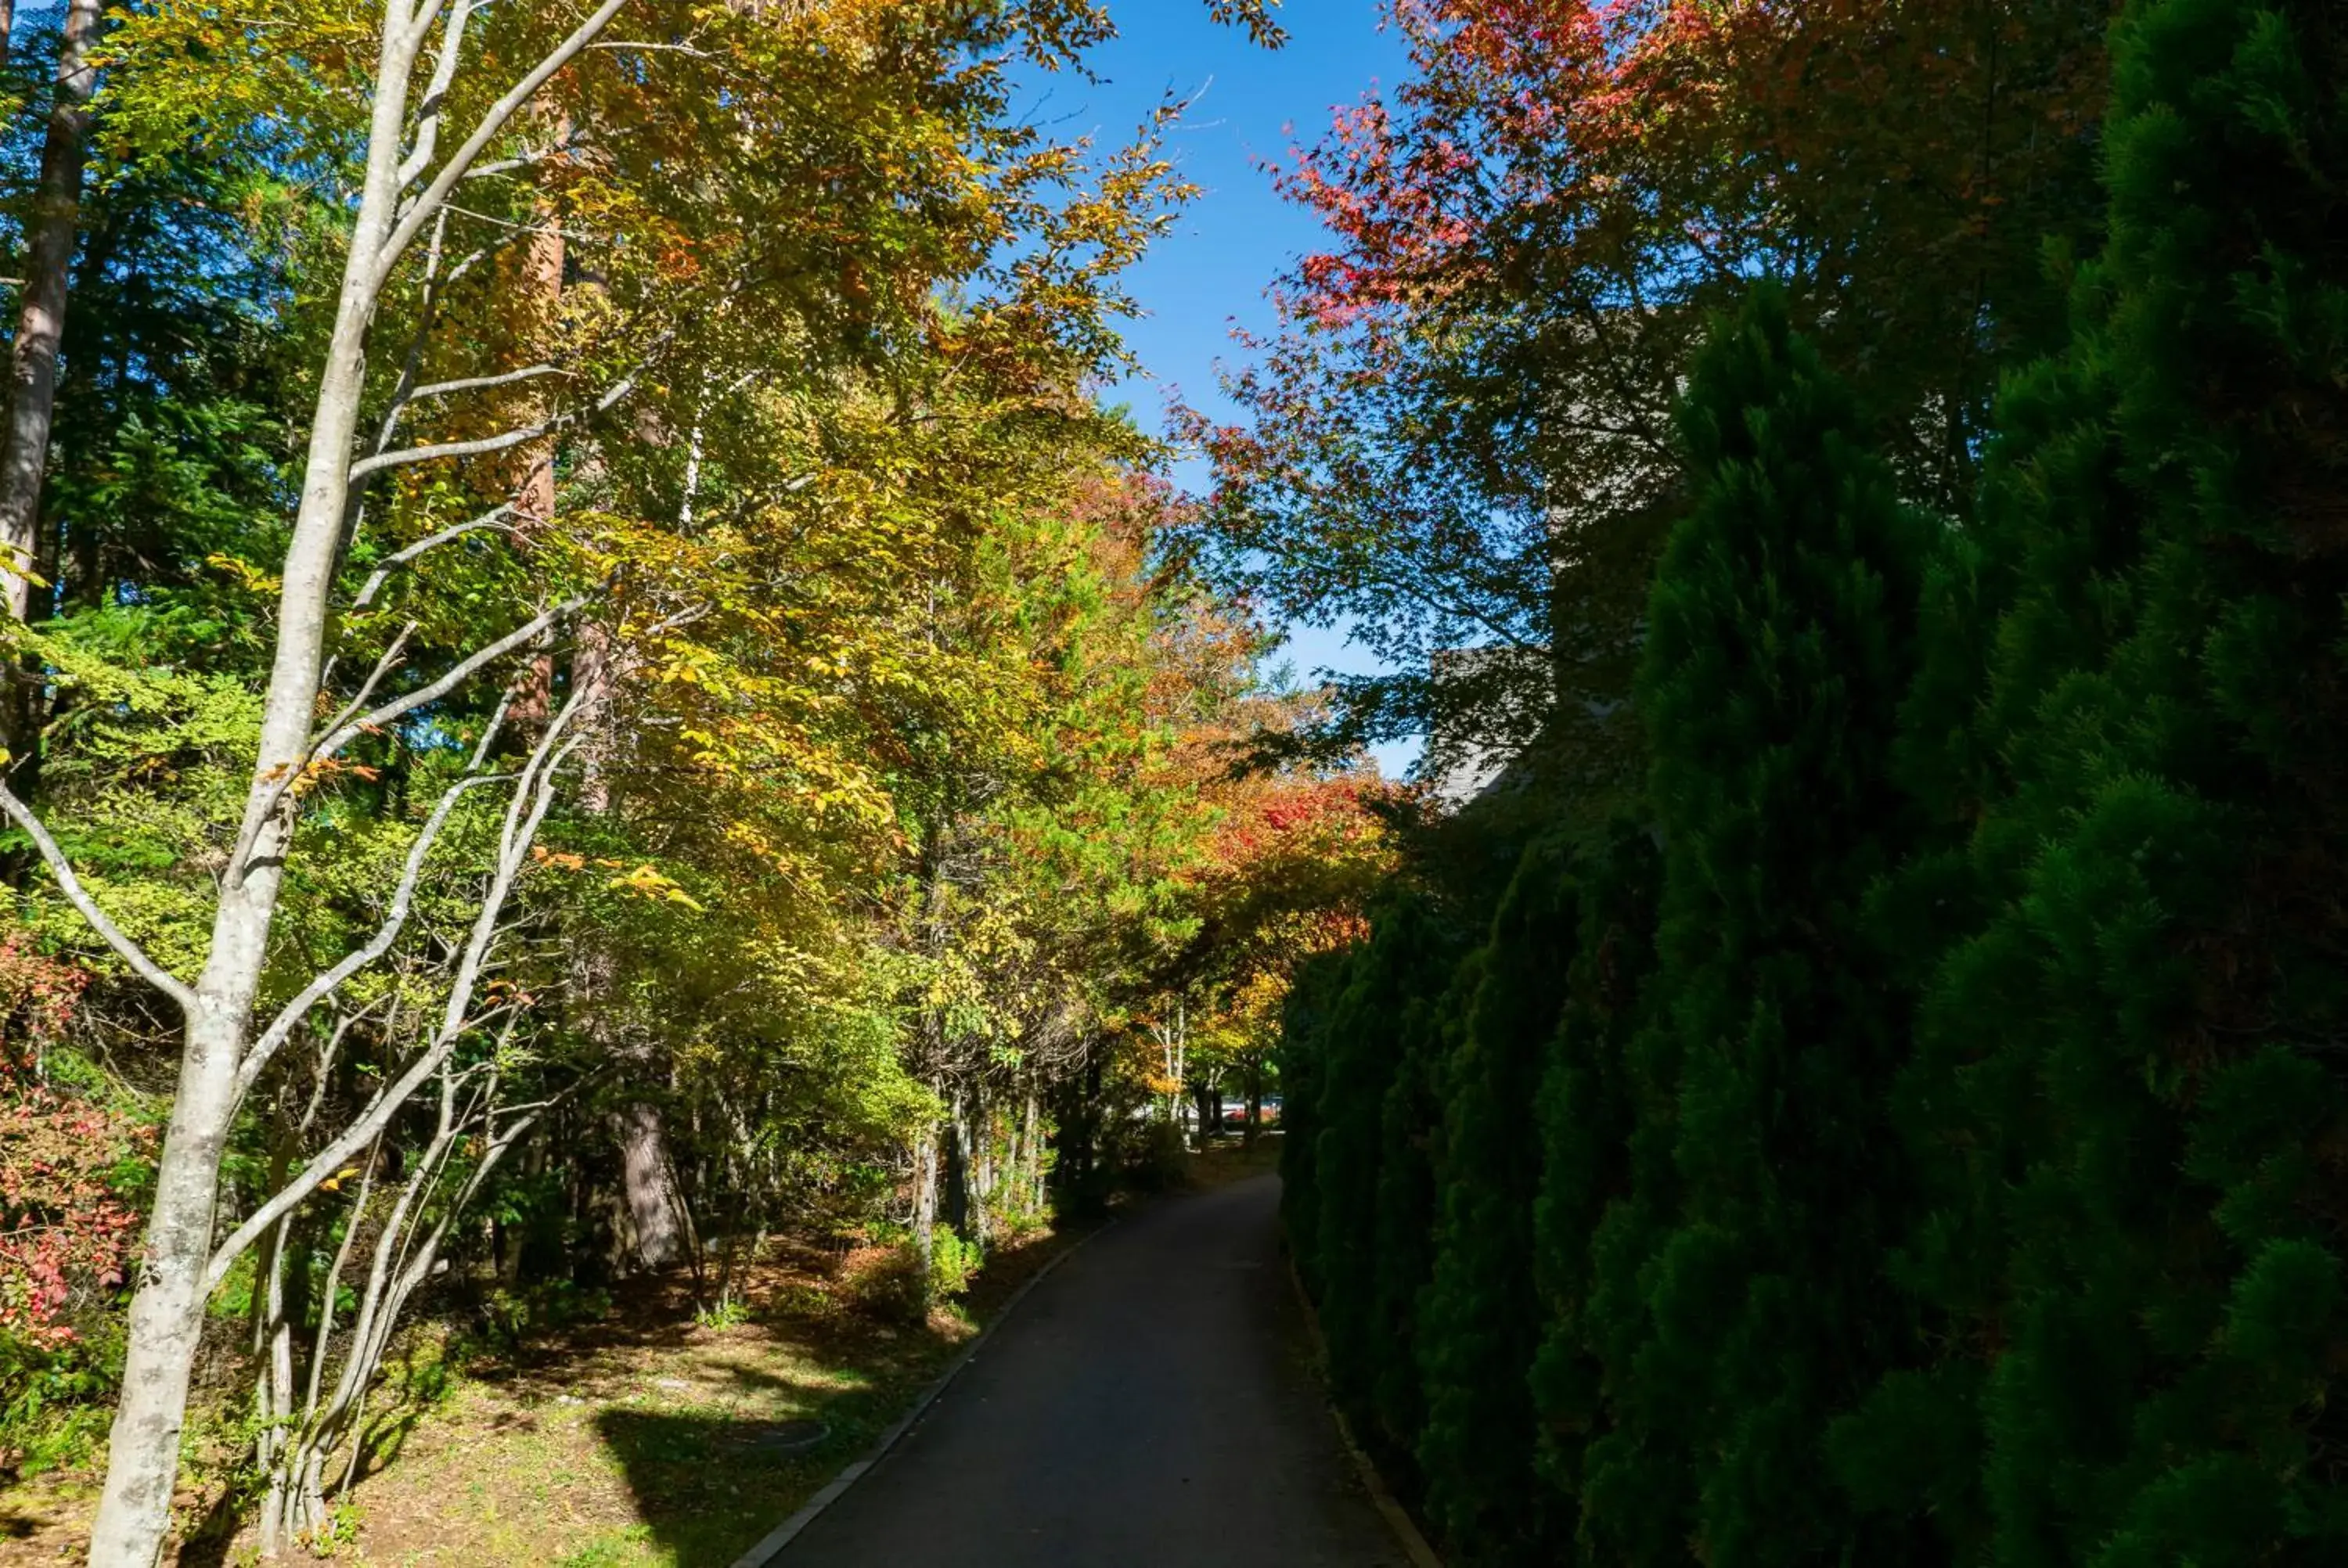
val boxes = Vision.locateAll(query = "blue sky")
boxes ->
[1012,2,1421,776]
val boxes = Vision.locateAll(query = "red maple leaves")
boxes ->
[0,937,146,1350]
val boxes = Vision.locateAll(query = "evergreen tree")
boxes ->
[1528,821,1660,1557]
[1311,893,1464,1430]
[1579,990,1702,1566]
[1363,960,1461,1488]
[1843,2,2348,1561]
[1415,836,1582,1566]
[1584,285,1934,1566]
[1277,948,1348,1299]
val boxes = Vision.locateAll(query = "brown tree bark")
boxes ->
[615,1098,685,1268]
[0,0,101,752]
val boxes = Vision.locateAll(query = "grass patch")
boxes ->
[0,1225,1089,1566]
[340,1229,1082,1566]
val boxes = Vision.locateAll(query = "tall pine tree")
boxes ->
[1584,285,1935,1566]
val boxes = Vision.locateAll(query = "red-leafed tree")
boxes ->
[1149,724,1398,1140]
[1190,0,2109,773]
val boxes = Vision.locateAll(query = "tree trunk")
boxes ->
[616,1098,685,1270]
[910,1124,940,1308]
[0,0,101,750]
[502,160,567,737]
[1019,1087,1042,1213]
[1244,1056,1262,1149]
[87,1004,244,1565]
[972,1084,992,1215]
[942,1092,971,1240]
[86,16,432,1555]
[252,1212,296,1559]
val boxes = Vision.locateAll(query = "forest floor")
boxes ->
[0,1140,1280,1567]
[2,1226,1078,1566]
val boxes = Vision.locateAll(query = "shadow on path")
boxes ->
[772,1174,1403,1568]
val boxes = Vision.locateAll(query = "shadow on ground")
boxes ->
[589,1367,932,1566]
[578,1227,1102,1567]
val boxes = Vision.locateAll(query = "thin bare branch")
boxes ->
[298,998,386,1135]
[470,686,516,771]
[0,783,198,1010]
[317,621,420,749]
[301,1130,381,1416]
[405,363,571,405]
[316,595,584,758]
[463,131,600,182]
[375,0,635,284]
[368,362,578,463]
[396,0,475,187]
[370,207,454,461]
[351,419,553,480]
[588,39,716,58]
[235,769,519,1104]
[226,598,578,892]
[628,602,710,646]
[352,505,517,611]
[206,697,585,1291]
[350,368,640,480]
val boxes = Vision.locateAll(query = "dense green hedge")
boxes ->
[1279,5,2348,1563]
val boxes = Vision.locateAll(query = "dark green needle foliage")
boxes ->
[1303,891,1468,1444]
[1841,1,2348,1562]
[1416,835,1585,1565]
[1528,821,1660,1555]
[1277,948,1349,1301]
[1365,958,1464,1485]
[1272,5,2348,1567]
[1585,285,1935,1568]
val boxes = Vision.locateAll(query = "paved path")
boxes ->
[774,1173,1406,1567]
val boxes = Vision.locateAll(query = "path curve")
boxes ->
[772,1172,1406,1567]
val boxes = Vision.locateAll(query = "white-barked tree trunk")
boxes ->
[0,3,636,1559]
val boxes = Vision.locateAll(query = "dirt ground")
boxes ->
[0,1225,1089,1568]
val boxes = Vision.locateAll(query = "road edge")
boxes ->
[1284,1250,1449,1568]
[728,1221,1110,1568]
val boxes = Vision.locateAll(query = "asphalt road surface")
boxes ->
[773,1172,1408,1567]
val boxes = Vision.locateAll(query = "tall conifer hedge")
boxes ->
[1309,894,1460,1434]
[1417,838,1585,1563]
[1842,2,2348,1562]
[1280,9,2348,1563]
[1530,822,1661,1555]
[1581,287,1935,1567]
